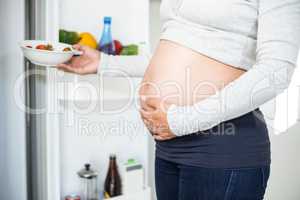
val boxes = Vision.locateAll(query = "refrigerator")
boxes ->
[1,0,152,199]
[1,0,300,200]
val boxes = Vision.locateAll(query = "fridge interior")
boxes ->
[44,0,151,199]
[37,0,300,199]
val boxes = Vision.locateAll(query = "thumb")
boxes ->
[73,44,91,51]
[72,44,82,50]
[72,44,89,53]
[72,44,89,55]
[145,98,161,109]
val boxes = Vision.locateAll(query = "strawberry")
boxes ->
[114,40,123,55]
[36,44,47,50]
[36,44,53,51]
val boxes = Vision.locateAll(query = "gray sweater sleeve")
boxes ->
[167,0,300,136]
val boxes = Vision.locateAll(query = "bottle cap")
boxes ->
[127,159,135,165]
[109,154,116,159]
[77,163,98,179]
[104,16,112,24]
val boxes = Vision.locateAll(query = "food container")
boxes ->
[77,164,98,200]
[121,159,144,195]
[65,194,81,200]
[19,40,82,67]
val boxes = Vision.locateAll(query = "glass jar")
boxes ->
[77,164,98,200]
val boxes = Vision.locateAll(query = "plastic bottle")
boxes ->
[98,17,116,55]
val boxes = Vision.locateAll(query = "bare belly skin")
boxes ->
[140,40,245,107]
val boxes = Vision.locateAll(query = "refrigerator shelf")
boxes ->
[55,75,141,102]
[105,187,151,200]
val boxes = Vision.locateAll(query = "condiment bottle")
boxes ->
[104,154,122,198]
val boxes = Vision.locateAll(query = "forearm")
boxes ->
[167,60,296,136]
[97,52,151,77]
[167,0,300,137]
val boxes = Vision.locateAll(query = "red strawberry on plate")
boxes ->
[114,40,123,55]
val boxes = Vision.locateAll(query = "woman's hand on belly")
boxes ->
[139,40,245,139]
[140,97,176,141]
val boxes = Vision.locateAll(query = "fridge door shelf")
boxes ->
[56,75,141,102]
[104,187,151,200]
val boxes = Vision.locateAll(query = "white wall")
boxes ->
[265,123,300,199]
[0,0,27,200]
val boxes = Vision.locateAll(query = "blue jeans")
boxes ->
[155,157,270,200]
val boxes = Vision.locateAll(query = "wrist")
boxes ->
[167,104,186,136]
[166,103,223,136]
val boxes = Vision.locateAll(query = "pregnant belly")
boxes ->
[140,40,246,106]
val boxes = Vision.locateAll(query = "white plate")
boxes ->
[19,40,82,67]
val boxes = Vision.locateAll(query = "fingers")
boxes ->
[57,63,81,74]
[57,63,73,73]
[140,109,160,126]
[140,109,151,119]
[139,96,175,141]
[141,115,168,134]
[140,105,165,128]
[153,135,164,141]
[72,44,83,51]
[142,117,156,133]
[141,114,175,141]
[73,44,90,53]
[153,133,175,141]
[140,96,156,112]
[141,97,169,113]
[145,97,160,110]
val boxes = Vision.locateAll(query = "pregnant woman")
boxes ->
[59,0,300,199]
